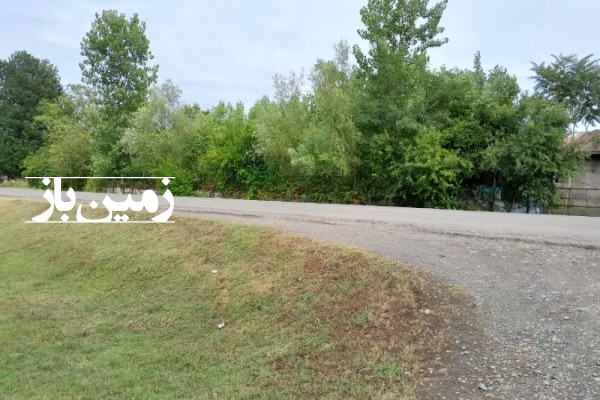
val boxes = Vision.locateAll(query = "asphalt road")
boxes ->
[2,187,600,399]
[2,187,598,247]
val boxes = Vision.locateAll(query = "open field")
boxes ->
[0,199,473,399]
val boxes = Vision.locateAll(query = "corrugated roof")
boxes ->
[573,130,600,153]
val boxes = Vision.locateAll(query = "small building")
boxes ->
[572,130,600,188]
[558,130,600,215]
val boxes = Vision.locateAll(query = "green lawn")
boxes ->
[0,199,468,399]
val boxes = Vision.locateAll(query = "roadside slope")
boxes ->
[0,199,475,399]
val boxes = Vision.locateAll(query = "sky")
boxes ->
[1,0,599,110]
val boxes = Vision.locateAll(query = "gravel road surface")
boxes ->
[3,187,599,399]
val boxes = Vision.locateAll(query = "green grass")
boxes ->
[0,199,469,399]
[351,309,374,328]
[0,180,29,189]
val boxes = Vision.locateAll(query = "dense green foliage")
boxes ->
[531,54,600,134]
[22,86,97,188]
[0,51,62,178]
[7,2,589,211]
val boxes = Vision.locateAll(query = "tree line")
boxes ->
[1,0,599,210]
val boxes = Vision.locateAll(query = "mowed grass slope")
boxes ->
[0,199,470,399]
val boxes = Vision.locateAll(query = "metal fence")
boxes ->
[551,186,600,216]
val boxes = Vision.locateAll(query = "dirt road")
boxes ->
[3,187,599,399]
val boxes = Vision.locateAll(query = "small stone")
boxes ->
[563,316,570,320]
[217,322,225,329]
[477,383,488,391]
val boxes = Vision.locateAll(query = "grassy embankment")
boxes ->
[0,180,29,189]
[0,199,471,399]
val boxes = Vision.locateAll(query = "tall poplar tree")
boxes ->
[80,10,158,175]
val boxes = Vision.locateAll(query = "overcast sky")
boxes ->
[1,0,599,109]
